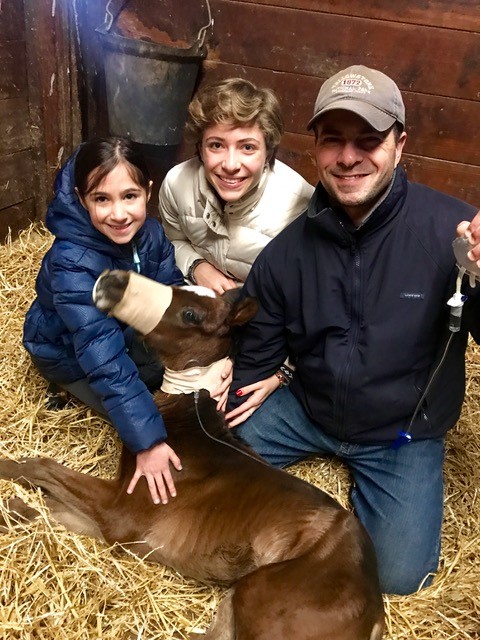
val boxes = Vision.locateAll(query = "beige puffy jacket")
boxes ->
[158,157,314,282]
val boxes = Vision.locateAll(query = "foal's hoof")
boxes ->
[93,270,130,311]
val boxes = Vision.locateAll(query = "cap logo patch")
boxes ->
[332,73,374,96]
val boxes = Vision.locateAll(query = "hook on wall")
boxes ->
[197,0,214,49]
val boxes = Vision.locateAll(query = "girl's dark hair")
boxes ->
[74,137,151,198]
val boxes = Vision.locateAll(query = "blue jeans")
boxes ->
[234,387,444,595]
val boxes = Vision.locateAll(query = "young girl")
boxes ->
[23,137,185,506]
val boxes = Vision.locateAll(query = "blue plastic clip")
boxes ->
[392,430,413,450]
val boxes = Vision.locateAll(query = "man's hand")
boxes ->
[457,212,480,263]
[212,358,233,412]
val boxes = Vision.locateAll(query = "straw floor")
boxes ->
[0,224,479,639]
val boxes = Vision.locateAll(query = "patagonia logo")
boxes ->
[400,292,425,300]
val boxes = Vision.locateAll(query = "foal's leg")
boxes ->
[188,589,235,640]
[0,496,40,531]
[0,457,118,540]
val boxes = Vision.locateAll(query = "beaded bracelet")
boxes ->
[275,364,294,387]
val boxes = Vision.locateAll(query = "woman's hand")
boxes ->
[225,375,281,428]
[212,358,233,412]
[193,261,238,294]
[127,442,182,505]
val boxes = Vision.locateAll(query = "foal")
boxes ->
[0,270,384,640]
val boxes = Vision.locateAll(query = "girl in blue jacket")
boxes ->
[23,137,185,505]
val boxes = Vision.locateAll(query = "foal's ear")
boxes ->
[222,289,258,326]
[231,296,258,326]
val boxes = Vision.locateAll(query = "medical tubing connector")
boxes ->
[447,268,467,333]
[393,262,468,450]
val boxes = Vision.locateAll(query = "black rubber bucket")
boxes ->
[96,29,207,145]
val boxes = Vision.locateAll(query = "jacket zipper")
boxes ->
[334,240,362,439]
[132,242,141,273]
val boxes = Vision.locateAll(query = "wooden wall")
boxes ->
[198,0,480,207]
[84,0,479,208]
[0,0,81,241]
[3,0,479,240]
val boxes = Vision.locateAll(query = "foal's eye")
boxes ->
[182,308,201,325]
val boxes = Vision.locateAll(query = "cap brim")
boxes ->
[307,99,397,132]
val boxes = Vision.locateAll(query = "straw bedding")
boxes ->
[0,224,478,639]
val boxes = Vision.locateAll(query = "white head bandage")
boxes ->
[95,271,173,335]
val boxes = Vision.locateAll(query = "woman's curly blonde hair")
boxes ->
[185,78,284,168]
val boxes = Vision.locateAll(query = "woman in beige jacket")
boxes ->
[159,78,314,294]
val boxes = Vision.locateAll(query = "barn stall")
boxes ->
[0,0,480,638]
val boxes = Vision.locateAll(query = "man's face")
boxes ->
[314,110,407,224]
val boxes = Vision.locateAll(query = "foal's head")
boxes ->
[93,271,257,370]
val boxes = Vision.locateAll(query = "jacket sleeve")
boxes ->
[158,173,205,276]
[228,251,289,409]
[50,255,168,453]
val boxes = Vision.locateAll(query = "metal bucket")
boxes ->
[95,1,212,145]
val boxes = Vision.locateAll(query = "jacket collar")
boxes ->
[306,165,408,246]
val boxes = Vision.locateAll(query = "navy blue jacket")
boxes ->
[23,150,184,453]
[230,167,479,443]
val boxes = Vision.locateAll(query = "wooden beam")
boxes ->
[231,0,480,34]
[208,1,480,101]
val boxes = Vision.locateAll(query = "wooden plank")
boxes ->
[201,62,480,166]
[0,42,28,100]
[0,0,25,41]
[402,155,480,208]
[72,0,111,138]
[278,133,480,208]
[0,99,32,155]
[23,2,62,187]
[208,1,480,101]
[0,151,35,210]
[231,0,480,34]
[24,0,81,205]
[0,199,36,243]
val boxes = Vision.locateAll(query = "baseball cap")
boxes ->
[307,65,405,132]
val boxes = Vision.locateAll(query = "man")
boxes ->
[226,65,479,595]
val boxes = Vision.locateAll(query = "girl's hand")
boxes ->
[128,442,182,505]
[193,261,238,294]
[212,358,233,412]
[225,375,281,428]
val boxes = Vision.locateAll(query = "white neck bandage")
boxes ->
[161,357,230,400]
[99,271,173,335]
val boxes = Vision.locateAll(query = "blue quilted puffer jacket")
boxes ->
[23,149,184,453]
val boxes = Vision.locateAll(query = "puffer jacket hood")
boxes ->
[46,147,94,243]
